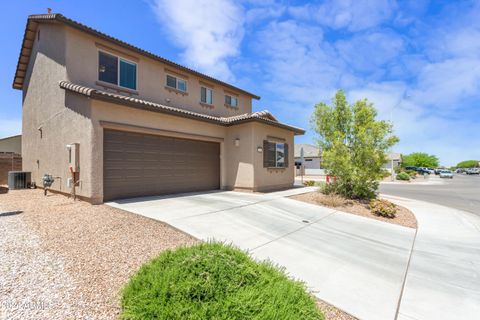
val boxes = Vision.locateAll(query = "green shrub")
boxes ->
[456,160,479,168]
[370,199,397,218]
[396,172,410,181]
[121,242,324,320]
[319,181,337,195]
[407,171,417,178]
[381,171,391,178]
[303,180,316,186]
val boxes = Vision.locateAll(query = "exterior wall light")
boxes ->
[257,146,263,153]
[234,138,240,147]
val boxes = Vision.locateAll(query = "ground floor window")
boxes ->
[263,141,288,168]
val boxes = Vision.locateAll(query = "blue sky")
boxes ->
[1,1,480,165]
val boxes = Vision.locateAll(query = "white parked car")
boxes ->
[466,168,480,175]
[439,170,453,179]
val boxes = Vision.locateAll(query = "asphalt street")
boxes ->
[380,174,480,216]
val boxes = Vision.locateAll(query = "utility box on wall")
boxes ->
[67,143,80,172]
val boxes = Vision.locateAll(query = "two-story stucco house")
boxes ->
[13,13,304,203]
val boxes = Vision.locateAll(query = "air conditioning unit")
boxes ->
[8,171,31,190]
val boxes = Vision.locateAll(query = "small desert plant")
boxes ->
[370,199,397,218]
[319,193,346,207]
[396,172,410,181]
[303,180,316,186]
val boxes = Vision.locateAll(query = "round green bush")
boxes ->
[121,242,324,320]
[396,172,410,181]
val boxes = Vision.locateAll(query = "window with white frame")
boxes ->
[263,141,288,168]
[166,74,187,92]
[98,51,137,90]
[225,94,238,107]
[201,87,213,104]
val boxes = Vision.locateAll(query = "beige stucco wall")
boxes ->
[22,24,96,199]
[64,26,253,118]
[252,123,295,191]
[0,135,22,154]
[20,22,296,203]
[225,122,255,190]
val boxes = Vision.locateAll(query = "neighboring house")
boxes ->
[0,135,22,155]
[294,144,321,169]
[383,153,402,170]
[13,13,304,203]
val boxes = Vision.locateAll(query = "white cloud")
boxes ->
[255,20,346,105]
[335,30,405,73]
[289,0,395,31]
[0,119,21,138]
[150,0,245,80]
[413,58,480,109]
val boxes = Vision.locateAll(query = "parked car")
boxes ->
[439,170,453,179]
[426,168,435,174]
[455,168,465,174]
[416,168,430,175]
[466,168,480,175]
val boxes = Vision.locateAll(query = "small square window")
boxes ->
[201,87,213,104]
[225,94,238,107]
[177,78,187,92]
[98,51,137,90]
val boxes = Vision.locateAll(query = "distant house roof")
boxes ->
[0,134,22,155]
[294,144,321,158]
[60,81,305,134]
[13,13,260,100]
[386,153,402,161]
[0,134,21,142]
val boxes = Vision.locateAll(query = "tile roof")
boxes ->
[13,13,260,100]
[59,81,305,134]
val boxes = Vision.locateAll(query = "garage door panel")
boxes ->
[103,129,220,201]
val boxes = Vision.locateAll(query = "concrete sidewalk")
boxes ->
[108,190,415,320]
[382,195,480,320]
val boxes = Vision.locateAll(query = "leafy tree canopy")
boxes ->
[312,90,399,199]
[402,152,439,168]
[456,160,479,168]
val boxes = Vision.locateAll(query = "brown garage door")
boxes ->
[103,129,220,201]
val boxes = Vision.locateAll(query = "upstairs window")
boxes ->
[166,74,187,92]
[225,94,238,107]
[263,141,288,168]
[201,87,213,105]
[98,51,137,90]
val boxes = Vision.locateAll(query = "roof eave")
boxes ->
[227,117,305,135]
[60,82,303,135]
[13,13,261,100]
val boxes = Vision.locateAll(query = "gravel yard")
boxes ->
[1,189,358,319]
[0,189,197,319]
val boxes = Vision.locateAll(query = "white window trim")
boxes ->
[166,74,188,92]
[98,49,138,90]
[201,86,214,105]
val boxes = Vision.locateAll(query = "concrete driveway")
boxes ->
[108,190,415,320]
